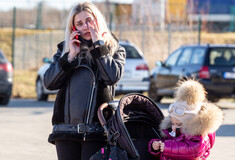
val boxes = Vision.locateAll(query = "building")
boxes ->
[188,0,235,32]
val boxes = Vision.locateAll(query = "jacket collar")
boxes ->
[57,41,64,52]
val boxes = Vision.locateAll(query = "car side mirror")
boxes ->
[155,61,162,67]
[42,57,51,63]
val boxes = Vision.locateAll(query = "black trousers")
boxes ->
[55,140,106,160]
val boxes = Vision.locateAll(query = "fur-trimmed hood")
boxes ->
[160,102,224,136]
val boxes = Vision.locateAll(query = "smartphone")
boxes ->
[176,128,181,137]
[73,26,92,47]
[72,26,80,47]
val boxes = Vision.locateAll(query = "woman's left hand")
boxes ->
[87,19,103,43]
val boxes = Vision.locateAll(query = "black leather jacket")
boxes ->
[44,42,126,143]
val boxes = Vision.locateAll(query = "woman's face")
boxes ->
[170,117,182,132]
[73,11,95,40]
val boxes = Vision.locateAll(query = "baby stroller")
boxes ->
[95,93,164,160]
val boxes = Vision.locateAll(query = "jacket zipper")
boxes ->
[78,65,96,141]
[83,80,96,141]
[68,74,71,124]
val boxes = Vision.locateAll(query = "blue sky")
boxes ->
[0,0,134,11]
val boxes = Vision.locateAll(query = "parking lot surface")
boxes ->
[0,98,234,160]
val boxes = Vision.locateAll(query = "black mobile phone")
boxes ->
[176,128,181,137]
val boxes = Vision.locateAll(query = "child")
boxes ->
[148,79,223,160]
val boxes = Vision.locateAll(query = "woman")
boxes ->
[44,2,126,160]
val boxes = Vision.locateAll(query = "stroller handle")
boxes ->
[97,102,109,127]
[97,102,110,135]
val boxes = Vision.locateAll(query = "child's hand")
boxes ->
[152,141,161,151]
[160,142,165,152]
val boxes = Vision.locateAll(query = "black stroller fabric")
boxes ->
[90,144,130,160]
[91,93,164,160]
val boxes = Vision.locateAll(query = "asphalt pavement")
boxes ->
[0,98,234,160]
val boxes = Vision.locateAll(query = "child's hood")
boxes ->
[160,102,224,136]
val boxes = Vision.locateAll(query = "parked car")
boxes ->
[115,41,150,95]
[0,49,13,105]
[149,44,235,102]
[36,41,150,101]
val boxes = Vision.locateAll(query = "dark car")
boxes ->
[0,50,13,105]
[149,44,235,102]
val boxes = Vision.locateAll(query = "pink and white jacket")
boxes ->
[148,102,223,160]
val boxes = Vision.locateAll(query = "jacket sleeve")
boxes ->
[90,45,126,85]
[43,49,78,90]
[162,135,206,159]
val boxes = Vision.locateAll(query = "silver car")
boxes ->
[36,41,150,101]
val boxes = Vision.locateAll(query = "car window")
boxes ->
[190,48,206,65]
[165,49,181,67]
[0,52,4,60]
[209,48,235,66]
[122,45,142,59]
[176,48,193,66]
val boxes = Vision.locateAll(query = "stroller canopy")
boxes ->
[101,93,164,159]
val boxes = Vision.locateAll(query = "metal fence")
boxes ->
[12,25,198,70]
[14,30,64,70]
[0,1,201,70]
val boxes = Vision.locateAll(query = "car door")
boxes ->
[156,48,182,95]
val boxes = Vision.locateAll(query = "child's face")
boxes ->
[170,117,182,132]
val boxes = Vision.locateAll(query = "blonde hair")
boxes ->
[62,2,118,63]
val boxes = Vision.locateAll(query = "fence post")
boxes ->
[198,15,201,45]
[230,6,235,32]
[168,23,171,56]
[36,2,43,29]
[11,7,16,68]
[141,25,146,54]
[50,30,53,58]
[109,12,113,31]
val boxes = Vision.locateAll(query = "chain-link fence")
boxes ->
[0,0,203,70]
[14,30,64,70]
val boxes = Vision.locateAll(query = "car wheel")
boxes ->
[0,95,10,105]
[36,79,48,101]
[148,79,163,102]
[208,96,220,103]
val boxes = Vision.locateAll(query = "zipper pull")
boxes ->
[83,133,86,141]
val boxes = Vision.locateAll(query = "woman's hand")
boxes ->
[87,19,103,43]
[68,31,81,60]
[152,141,161,151]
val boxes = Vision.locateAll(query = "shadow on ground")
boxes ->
[216,124,235,137]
